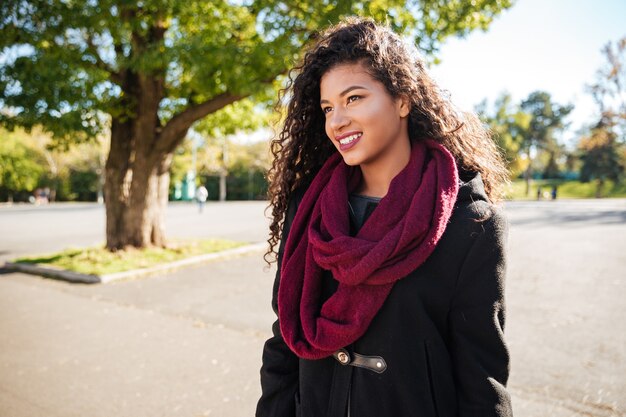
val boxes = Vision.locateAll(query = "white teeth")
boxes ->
[339,133,362,145]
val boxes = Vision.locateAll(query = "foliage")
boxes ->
[13,238,244,275]
[587,37,626,142]
[505,179,626,200]
[0,127,105,201]
[1,0,513,143]
[225,159,269,200]
[578,36,626,197]
[169,135,194,188]
[0,128,45,197]
[578,117,625,190]
[519,91,573,155]
[478,91,576,183]
[194,98,271,137]
[68,169,100,201]
[476,92,529,178]
[170,131,271,200]
[513,91,573,192]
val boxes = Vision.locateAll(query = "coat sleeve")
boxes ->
[255,195,300,417]
[448,207,513,417]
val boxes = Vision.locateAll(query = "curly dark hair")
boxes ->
[264,17,509,264]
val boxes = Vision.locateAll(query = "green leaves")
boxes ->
[1,0,514,143]
[194,97,270,137]
[0,130,46,192]
[477,92,527,177]
[477,90,574,179]
[579,38,626,187]
[579,121,624,186]
[520,91,574,153]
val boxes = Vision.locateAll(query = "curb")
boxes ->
[3,242,267,284]
[3,262,100,284]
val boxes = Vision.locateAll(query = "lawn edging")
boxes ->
[4,242,267,284]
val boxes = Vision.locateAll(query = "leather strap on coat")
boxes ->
[333,349,387,374]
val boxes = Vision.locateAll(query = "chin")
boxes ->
[339,155,362,166]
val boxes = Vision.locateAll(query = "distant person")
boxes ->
[34,188,48,205]
[551,185,558,200]
[537,186,543,200]
[195,185,208,213]
[257,18,512,417]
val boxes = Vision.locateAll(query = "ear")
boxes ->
[397,95,410,118]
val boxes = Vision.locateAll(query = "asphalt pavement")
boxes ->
[0,199,625,417]
[0,201,271,264]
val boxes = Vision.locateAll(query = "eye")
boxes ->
[347,95,362,104]
[322,106,332,114]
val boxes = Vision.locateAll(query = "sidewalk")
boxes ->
[0,254,275,417]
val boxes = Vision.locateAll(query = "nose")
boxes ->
[328,106,350,132]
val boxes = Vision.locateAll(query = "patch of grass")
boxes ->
[505,179,626,200]
[13,239,245,276]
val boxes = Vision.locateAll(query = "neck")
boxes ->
[356,139,412,198]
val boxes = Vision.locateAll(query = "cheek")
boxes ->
[324,118,333,140]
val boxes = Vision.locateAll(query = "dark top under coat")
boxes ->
[348,193,381,231]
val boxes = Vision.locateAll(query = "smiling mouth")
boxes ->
[337,132,362,151]
[338,133,362,145]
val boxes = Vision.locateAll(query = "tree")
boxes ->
[476,92,530,178]
[519,91,573,195]
[26,127,107,202]
[588,37,626,142]
[579,37,626,196]
[1,0,514,250]
[0,129,45,201]
[0,127,107,202]
[579,116,625,197]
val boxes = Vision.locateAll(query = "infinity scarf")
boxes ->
[278,139,459,359]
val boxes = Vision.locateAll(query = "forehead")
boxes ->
[320,63,380,94]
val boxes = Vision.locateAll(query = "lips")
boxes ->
[336,132,362,151]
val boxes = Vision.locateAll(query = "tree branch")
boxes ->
[156,92,246,154]
[85,33,124,85]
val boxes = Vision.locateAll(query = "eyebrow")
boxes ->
[320,85,368,105]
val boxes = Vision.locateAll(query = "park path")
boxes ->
[1,199,625,416]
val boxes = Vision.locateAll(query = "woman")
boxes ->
[257,17,513,417]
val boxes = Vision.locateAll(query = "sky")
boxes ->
[428,0,626,148]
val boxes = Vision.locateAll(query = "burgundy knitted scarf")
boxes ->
[278,139,459,359]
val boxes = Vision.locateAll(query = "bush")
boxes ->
[506,179,626,200]
[69,169,99,201]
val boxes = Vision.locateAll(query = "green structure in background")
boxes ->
[172,171,197,201]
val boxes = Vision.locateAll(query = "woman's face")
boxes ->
[320,62,410,169]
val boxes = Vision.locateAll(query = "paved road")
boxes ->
[0,199,625,416]
[505,200,625,417]
[0,201,271,264]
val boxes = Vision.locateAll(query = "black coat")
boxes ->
[256,171,512,417]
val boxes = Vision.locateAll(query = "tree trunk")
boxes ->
[595,178,605,198]
[151,154,173,247]
[124,151,158,246]
[104,139,175,249]
[104,112,181,250]
[102,71,223,250]
[105,118,134,250]
[524,164,532,197]
[219,138,228,201]
[524,144,534,197]
[219,170,227,202]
